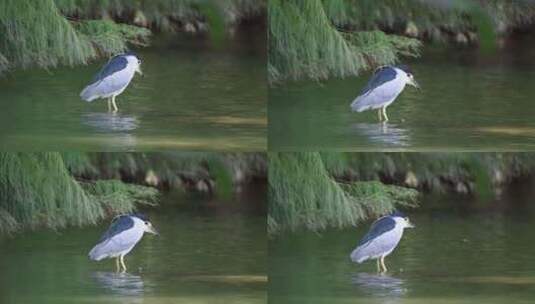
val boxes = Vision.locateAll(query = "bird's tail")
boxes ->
[80,83,100,102]
[350,96,369,112]
[88,243,107,261]
[350,246,367,263]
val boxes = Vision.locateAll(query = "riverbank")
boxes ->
[0,0,266,75]
[0,152,266,236]
[268,152,535,235]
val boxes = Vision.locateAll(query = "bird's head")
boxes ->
[396,65,420,90]
[131,213,158,235]
[390,211,415,229]
[124,51,143,76]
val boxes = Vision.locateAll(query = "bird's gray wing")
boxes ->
[90,56,129,85]
[93,62,135,94]
[350,217,399,262]
[89,217,144,260]
[103,225,143,249]
[80,55,135,101]
[350,67,405,112]
[358,216,396,246]
[360,66,397,96]
[98,215,135,243]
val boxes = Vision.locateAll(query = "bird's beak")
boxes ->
[147,225,159,235]
[136,66,143,76]
[409,78,420,90]
[406,220,415,228]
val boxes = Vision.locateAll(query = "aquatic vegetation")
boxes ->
[77,20,151,55]
[0,208,18,236]
[268,152,418,234]
[0,0,266,75]
[268,152,535,234]
[82,180,159,215]
[0,153,104,232]
[0,153,160,235]
[268,0,421,83]
[269,0,535,83]
[0,152,266,236]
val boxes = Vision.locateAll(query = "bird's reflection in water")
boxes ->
[351,272,407,300]
[82,112,139,132]
[92,271,149,301]
[81,113,139,148]
[351,123,410,147]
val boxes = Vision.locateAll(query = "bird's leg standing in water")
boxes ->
[376,259,381,273]
[116,257,120,273]
[377,109,383,122]
[381,122,388,134]
[120,255,127,273]
[107,98,112,112]
[382,107,389,122]
[380,256,388,273]
[111,95,119,112]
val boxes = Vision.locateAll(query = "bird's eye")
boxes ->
[144,221,148,225]
[138,60,142,64]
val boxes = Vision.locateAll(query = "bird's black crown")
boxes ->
[396,65,412,74]
[390,210,407,218]
[131,213,149,221]
[123,51,140,60]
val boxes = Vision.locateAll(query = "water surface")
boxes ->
[269,182,535,303]
[0,186,267,304]
[0,29,266,151]
[269,35,535,151]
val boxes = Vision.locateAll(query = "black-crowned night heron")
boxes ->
[350,211,414,273]
[350,65,420,122]
[80,52,143,112]
[89,214,158,272]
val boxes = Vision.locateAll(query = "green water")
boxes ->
[0,29,266,151]
[269,36,535,151]
[269,182,535,304]
[0,187,267,304]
